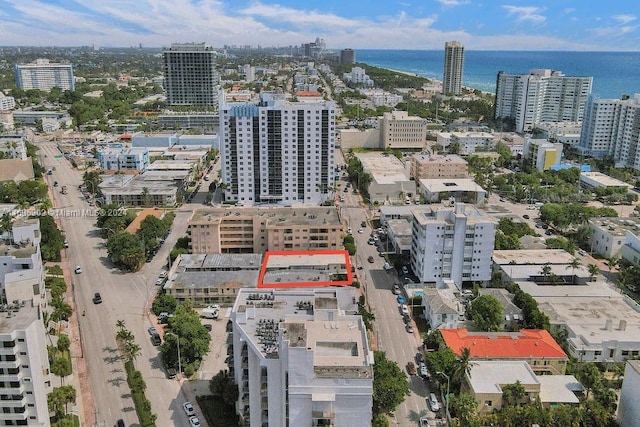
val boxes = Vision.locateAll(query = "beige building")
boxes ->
[188,206,342,254]
[380,111,428,149]
[410,154,468,180]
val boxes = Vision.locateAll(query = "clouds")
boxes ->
[0,0,637,51]
[502,5,546,25]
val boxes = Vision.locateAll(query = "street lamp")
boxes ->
[165,332,181,377]
[436,371,451,426]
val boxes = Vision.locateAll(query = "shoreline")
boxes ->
[380,66,494,96]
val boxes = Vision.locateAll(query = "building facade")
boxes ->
[340,49,355,65]
[97,147,149,171]
[618,360,640,427]
[410,154,469,180]
[163,43,219,106]
[523,138,563,171]
[436,131,497,155]
[14,59,74,92]
[495,69,592,133]
[188,206,343,254]
[231,287,373,427]
[411,203,496,287]
[442,41,464,96]
[379,111,428,149]
[219,92,336,206]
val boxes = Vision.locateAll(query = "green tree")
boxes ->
[152,293,178,315]
[502,381,526,407]
[51,355,72,384]
[161,301,211,370]
[540,263,552,283]
[468,295,504,332]
[425,348,457,383]
[588,263,600,281]
[47,385,76,419]
[566,257,582,278]
[449,392,477,426]
[209,370,239,406]
[38,214,65,261]
[451,347,473,392]
[56,334,71,353]
[107,231,145,271]
[575,363,602,399]
[372,350,410,415]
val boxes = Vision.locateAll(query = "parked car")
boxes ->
[402,313,411,324]
[428,393,440,412]
[578,249,587,256]
[367,255,374,263]
[419,362,429,378]
[189,416,201,427]
[407,361,417,375]
[402,266,409,275]
[183,402,195,416]
[396,295,405,304]
[116,420,125,427]
[155,277,165,286]
[405,323,414,333]
[400,304,410,315]
[523,214,530,219]
[74,266,82,274]
[392,284,401,295]
[151,333,161,346]
[419,417,432,427]
[415,352,425,364]
[361,221,367,228]
[148,327,157,335]
[92,293,102,304]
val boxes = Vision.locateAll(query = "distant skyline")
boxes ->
[0,0,638,51]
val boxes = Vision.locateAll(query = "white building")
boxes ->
[379,111,428,149]
[0,92,16,111]
[342,67,373,87]
[436,131,497,155]
[579,172,632,191]
[411,203,496,287]
[589,217,640,259]
[14,59,75,92]
[618,360,640,426]
[443,41,464,96]
[220,92,336,206]
[231,287,373,427]
[422,287,462,329]
[579,94,640,168]
[495,69,592,133]
[536,122,583,147]
[418,179,487,204]
[0,302,52,426]
[97,147,149,171]
[354,153,415,204]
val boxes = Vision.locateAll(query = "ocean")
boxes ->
[356,50,640,99]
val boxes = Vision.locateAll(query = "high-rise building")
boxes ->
[495,69,593,133]
[340,48,355,65]
[442,41,464,96]
[411,203,496,288]
[231,287,373,427]
[579,94,640,168]
[219,91,335,206]
[163,43,219,106]
[14,59,74,92]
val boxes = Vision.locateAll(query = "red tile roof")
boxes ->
[440,329,567,359]
[296,91,322,97]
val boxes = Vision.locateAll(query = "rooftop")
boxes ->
[580,172,632,188]
[413,203,494,227]
[419,178,487,194]
[589,217,640,237]
[355,153,411,185]
[440,329,567,359]
[190,206,340,227]
[492,249,576,266]
[412,153,467,164]
[467,361,540,394]
[259,250,352,288]
[0,301,39,332]
[538,375,583,404]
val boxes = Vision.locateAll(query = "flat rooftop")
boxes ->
[0,242,37,258]
[355,153,410,185]
[0,302,39,332]
[259,250,352,288]
[147,160,197,170]
[413,204,494,226]
[538,375,583,404]
[590,217,640,237]
[412,153,467,164]
[580,172,632,188]
[468,361,539,394]
[190,206,340,227]
[419,178,486,193]
[493,249,576,265]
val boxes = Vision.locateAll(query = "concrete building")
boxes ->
[98,172,184,207]
[411,203,496,287]
[14,58,75,92]
[417,178,487,204]
[589,217,640,259]
[441,328,568,375]
[523,138,563,171]
[188,206,342,254]
[163,43,219,106]
[97,147,149,171]
[536,121,582,147]
[219,92,335,206]
[579,94,640,168]
[0,91,15,111]
[410,154,468,180]
[618,360,640,426]
[379,111,428,149]
[157,113,218,131]
[131,132,180,148]
[495,69,592,133]
[0,302,52,426]
[384,219,413,257]
[355,153,415,204]
[621,232,640,268]
[340,49,355,65]
[579,172,632,191]
[231,287,373,427]
[436,131,497,155]
[12,111,72,130]
[164,253,261,306]
[442,41,464,96]
[342,67,373,87]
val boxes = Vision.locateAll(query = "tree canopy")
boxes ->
[372,350,410,416]
[468,295,504,332]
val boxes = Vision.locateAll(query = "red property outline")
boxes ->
[258,250,353,288]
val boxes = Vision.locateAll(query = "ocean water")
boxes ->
[356,50,640,99]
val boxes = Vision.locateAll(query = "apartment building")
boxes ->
[379,111,428,149]
[523,138,563,171]
[97,147,149,171]
[589,217,640,259]
[410,203,496,288]
[231,287,373,427]
[410,154,468,180]
[14,59,74,92]
[188,206,342,254]
[442,41,464,96]
[436,131,497,155]
[219,92,335,206]
[0,302,52,426]
[163,43,219,106]
[495,69,592,133]
[579,94,640,167]
[0,92,15,111]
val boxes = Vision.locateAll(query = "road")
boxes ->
[39,141,199,427]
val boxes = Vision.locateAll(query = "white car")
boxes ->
[74,266,82,274]
[183,402,195,416]
[189,416,201,427]
[400,304,410,316]
[428,393,440,412]
[402,266,409,275]
[155,277,165,286]
[347,227,352,235]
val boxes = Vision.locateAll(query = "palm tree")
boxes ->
[452,347,473,389]
[115,319,126,332]
[566,257,582,282]
[540,263,552,283]
[588,264,600,282]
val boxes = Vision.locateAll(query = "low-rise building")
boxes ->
[477,288,523,330]
[589,217,640,259]
[523,138,563,171]
[231,287,373,427]
[355,153,415,204]
[379,111,427,149]
[618,360,640,426]
[259,251,351,288]
[188,206,342,254]
[436,131,497,155]
[0,158,34,183]
[579,172,632,191]
[417,178,487,204]
[157,113,218,131]
[97,147,149,171]
[410,154,468,180]
[422,288,462,329]
[99,172,184,207]
[146,159,200,183]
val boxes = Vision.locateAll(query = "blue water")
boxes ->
[356,50,640,99]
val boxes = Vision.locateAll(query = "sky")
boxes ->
[0,0,638,51]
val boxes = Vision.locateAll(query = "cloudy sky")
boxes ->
[0,0,638,50]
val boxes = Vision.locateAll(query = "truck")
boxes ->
[60,185,68,195]
[200,304,220,319]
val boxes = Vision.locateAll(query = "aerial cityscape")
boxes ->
[1,2,640,427]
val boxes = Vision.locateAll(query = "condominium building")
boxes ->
[14,59,75,92]
[340,48,355,65]
[495,69,592,133]
[342,67,373,87]
[163,43,219,106]
[410,203,496,287]
[0,92,15,111]
[442,41,464,96]
[97,147,149,171]
[379,111,428,149]
[579,94,640,168]
[588,217,640,259]
[219,92,336,206]
[0,302,52,426]
[188,206,342,254]
[436,131,498,155]
[523,138,563,171]
[231,287,373,427]
[410,154,468,180]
